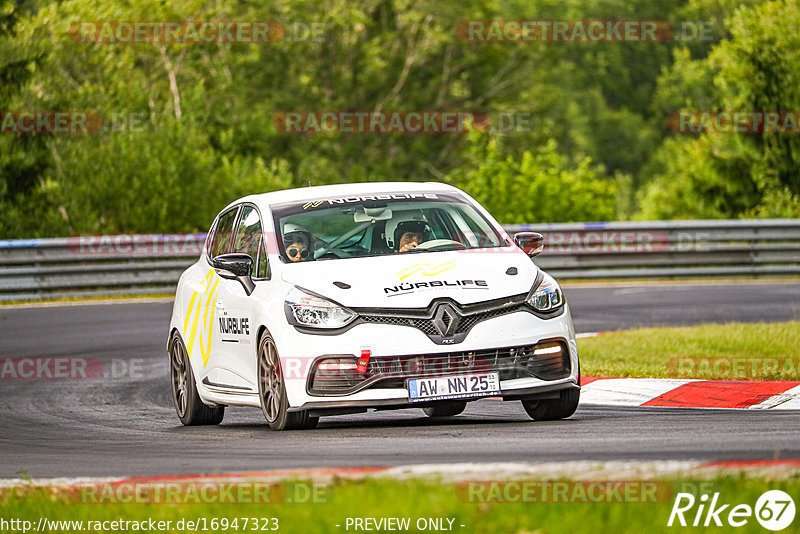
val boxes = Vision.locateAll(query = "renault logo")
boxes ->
[432,303,460,337]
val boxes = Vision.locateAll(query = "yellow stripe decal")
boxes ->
[397,263,425,280]
[185,296,202,357]
[184,269,221,367]
[183,291,199,335]
[397,261,457,280]
[200,280,219,367]
[426,261,457,276]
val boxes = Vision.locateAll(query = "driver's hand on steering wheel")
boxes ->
[397,230,425,253]
[399,241,418,253]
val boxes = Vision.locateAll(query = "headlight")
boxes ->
[285,287,356,329]
[526,272,564,312]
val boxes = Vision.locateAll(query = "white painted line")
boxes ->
[377,461,706,481]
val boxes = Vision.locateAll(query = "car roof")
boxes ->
[225,181,463,212]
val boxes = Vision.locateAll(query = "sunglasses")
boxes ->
[287,248,310,259]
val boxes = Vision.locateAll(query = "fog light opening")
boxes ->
[317,359,358,372]
[533,343,563,356]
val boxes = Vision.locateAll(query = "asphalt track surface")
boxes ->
[1,282,799,478]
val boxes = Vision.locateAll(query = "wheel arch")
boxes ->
[167,326,182,352]
[167,327,203,392]
[256,324,278,360]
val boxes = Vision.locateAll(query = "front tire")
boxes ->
[257,333,318,430]
[521,388,580,421]
[423,401,467,418]
[169,333,224,426]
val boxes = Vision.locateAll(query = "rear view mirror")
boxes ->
[513,232,544,257]
[212,253,255,295]
[353,207,393,223]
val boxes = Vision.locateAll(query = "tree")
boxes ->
[447,132,618,223]
[640,0,800,219]
[0,0,56,236]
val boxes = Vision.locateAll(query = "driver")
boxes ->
[392,219,432,253]
[282,223,314,262]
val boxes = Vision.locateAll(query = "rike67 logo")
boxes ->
[668,490,795,531]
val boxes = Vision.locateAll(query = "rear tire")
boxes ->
[521,388,579,421]
[257,333,319,431]
[423,401,467,418]
[169,333,224,426]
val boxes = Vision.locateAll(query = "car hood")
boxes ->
[279,248,538,308]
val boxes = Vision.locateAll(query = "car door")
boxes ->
[210,204,267,392]
[185,205,238,388]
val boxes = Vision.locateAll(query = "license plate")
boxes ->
[407,372,500,402]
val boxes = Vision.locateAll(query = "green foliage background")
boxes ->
[1,0,798,238]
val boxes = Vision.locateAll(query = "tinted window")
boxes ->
[210,208,238,258]
[272,193,503,261]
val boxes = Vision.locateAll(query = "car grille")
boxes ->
[360,314,440,336]
[307,341,571,396]
[357,294,529,340]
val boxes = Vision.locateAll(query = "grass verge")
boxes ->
[578,321,800,380]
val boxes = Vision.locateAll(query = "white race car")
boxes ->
[168,182,580,430]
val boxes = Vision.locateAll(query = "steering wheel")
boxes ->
[412,239,466,251]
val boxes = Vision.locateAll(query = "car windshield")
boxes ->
[272,192,507,262]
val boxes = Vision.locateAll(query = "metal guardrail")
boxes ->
[1,220,798,301]
[507,219,800,280]
[0,234,206,301]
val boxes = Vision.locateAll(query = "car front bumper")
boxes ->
[276,305,580,412]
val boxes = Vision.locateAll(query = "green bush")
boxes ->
[447,132,618,223]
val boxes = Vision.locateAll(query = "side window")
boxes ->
[234,206,269,278]
[210,208,238,258]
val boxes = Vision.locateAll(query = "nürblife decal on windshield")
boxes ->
[302,192,438,210]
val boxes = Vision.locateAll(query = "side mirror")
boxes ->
[513,232,544,257]
[212,253,255,295]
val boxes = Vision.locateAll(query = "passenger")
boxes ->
[282,224,314,262]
